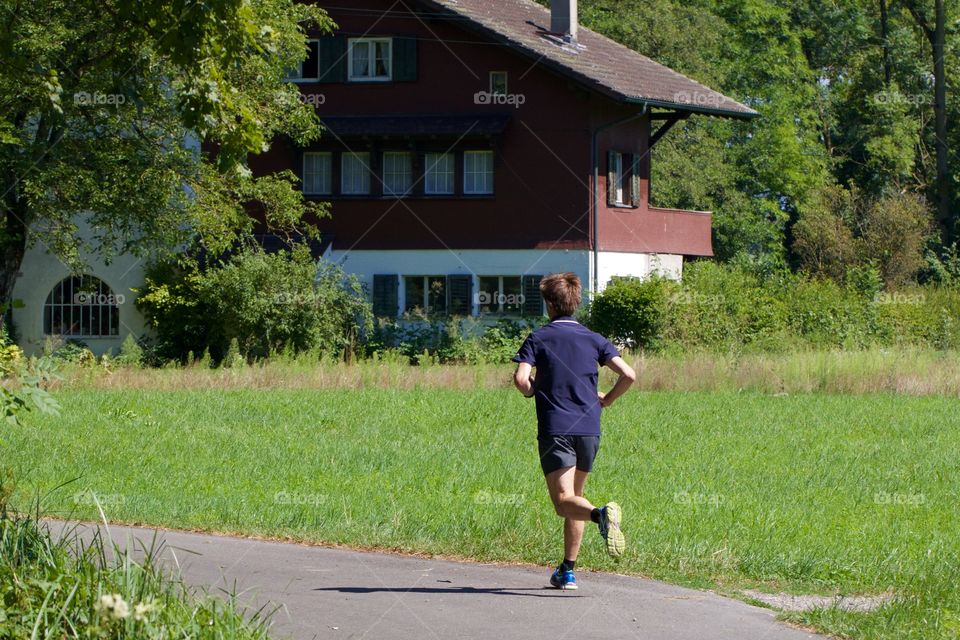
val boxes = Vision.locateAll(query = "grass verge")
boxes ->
[6,387,960,638]
[0,484,274,639]
[55,347,960,396]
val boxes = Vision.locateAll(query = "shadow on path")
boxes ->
[314,586,581,598]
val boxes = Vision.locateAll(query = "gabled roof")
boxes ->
[421,0,758,120]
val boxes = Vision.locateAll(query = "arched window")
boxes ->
[43,275,121,338]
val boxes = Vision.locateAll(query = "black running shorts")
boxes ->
[538,435,601,475]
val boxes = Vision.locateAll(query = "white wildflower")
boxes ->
[96,593,131,620]
[134,601,158,622]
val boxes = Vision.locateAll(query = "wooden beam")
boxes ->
[649,114,688,149]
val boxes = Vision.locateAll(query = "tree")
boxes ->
[901,0,952,240]
[0,0,332,327]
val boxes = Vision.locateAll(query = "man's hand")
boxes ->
[598,356,636,408]
[514,362,536,398]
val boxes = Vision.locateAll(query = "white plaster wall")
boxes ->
[329,249,592,314]
[11,224,149,356]
[595,252,683,291]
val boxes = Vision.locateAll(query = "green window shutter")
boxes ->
[607,151,617,207]
[630,154,642,208]
[393,37,418,82]
[446,275,473,316]
[522,275,544,317]
[372,274,399,317]
[318,36,347,83]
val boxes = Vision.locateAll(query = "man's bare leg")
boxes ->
[564,469,590,561]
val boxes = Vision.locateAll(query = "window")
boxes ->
[490,71,508,95]
[608,151,640,207]
[382,151,413,197]
[610,152,626,205]
[404,276,447,315]
[477,276,523,315]
[424,152,455,195]
[285,40,320,82]
[341,152,371,195]
[349,38,392,81]
[464,150,494,195]
[303,152,332,195]
[43,275,121,338]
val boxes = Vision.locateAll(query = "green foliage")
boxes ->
[0,0,334,304]
[793,184,935,286]
[114,335,145,367]
[586,261,960,353]
[586,277,673,349]
[369,316,542,364]
[0,354,60,427]
[0,485,273,639]
[137,248,373,364]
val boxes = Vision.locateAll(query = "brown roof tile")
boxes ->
[423,0,758,119]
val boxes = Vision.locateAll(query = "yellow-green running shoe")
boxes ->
[598,502,625,557]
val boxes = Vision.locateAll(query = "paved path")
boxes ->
[49,522,823,640]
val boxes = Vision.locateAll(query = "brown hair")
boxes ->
[540,272,582,317]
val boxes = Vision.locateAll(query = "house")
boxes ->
[11,0,755,355]
[251,0,756,318]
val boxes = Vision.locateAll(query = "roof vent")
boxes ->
[551,0,578,42]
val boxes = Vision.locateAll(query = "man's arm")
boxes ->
[514,362,535,398]
[598,356,636,408]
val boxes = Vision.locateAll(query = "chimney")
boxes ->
[551,0,578,42]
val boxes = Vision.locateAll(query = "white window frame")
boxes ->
[302,152,332,195]
[611,152,627,205]
[285,39,320,83]
[382,151,413,197]
[348,38,393,82]
[477,275,523,316]
[341,152,371,195]
[463,150,494,195]
[424,152,455,195]
[43,275,121,338]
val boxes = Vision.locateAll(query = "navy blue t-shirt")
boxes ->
[513,317,621,437]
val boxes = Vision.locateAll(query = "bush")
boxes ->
[586,277,673,349]
[793,185,934,287]
[368,315,542,364]
[137,247,373,364]
[584,262,960,354]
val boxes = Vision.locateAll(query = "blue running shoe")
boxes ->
[549,568,578,590]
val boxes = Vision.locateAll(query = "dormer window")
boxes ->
[349,38,392,82]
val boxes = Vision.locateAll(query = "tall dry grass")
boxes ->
[53,348,960,396]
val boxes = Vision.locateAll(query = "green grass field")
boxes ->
[7,387,960,639]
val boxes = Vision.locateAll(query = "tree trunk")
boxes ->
[904,0,952,241]
[0,178,28,335]
[879,0,892,86]
[932,0,950,241]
